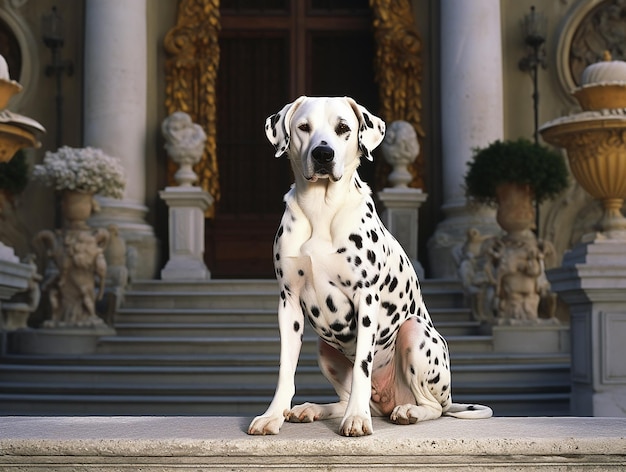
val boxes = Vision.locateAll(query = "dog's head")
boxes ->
[265,96,385,183]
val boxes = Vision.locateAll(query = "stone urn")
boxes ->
[61,190,96,230]
[541,52,626,235]
[494,182,535,237]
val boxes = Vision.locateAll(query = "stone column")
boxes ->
[427,0,503,278]
[83,0,158,280]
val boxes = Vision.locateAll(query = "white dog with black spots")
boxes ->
[248,96,492,437]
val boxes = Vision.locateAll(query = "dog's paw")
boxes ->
[390,404,419,425]
[286,402,321,423]
[390,403,441,424]
[339,414,373,437]
[247,413,286,435]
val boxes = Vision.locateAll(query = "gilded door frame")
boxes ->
[163,0,425,210]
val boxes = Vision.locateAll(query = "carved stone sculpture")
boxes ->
[456,227,558,325]
[36,227,109,328]
[161,111,207,186]
[380,120,420,188]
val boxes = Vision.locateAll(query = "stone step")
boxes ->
[0,359,568,387]
[1,351,569,368]
[114,306,474,324]
[94,334,495,355]
[111,319,481,337]
[0,392,338,416]
[0,390,570,417]
[6,417,624,470]
[122,279,465,310]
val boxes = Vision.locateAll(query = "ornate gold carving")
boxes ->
[370,0,425,189]
[542,118,626,231]
[569,0,626,86]
[164,0,221,217]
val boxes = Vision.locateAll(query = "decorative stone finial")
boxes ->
[162,111,207,186]
[380,120,419,188]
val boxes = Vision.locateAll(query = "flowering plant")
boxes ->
[33,146,126,198]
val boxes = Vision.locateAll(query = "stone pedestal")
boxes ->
[377,188,427,279]
[547,237,626,416]
[0,257,31,354]
[492,325,570,354]
[159,187,213,280]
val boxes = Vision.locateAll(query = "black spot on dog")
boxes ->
[330,320,345,332]
[270,113,281,137]
[335,333,355,343]
[382,301,397,317]
[388,277,398,293]
[354,256,362,267]
[326,295,337,313]
[361,360,370,377]
[362,316,371,327]
[311,306,320,318]
[367,250,376,265]
[293,321,300,332]
[337,247,347,254]
[363,113,374,129]
[370,230,378,243]
[365,294,372,305]
[349,234,363,249]
[298,269,304,276]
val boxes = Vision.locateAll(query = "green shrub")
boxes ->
[464,138,569,205]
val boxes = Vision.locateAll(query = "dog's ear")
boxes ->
[265,96,307,158]
[346,97,386,161]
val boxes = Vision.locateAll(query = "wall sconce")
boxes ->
[42,6,73,149]
[518,5,547,144]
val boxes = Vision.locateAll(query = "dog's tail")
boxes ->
[443,403,493,419]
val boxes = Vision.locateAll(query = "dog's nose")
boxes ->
[312,145,335,164]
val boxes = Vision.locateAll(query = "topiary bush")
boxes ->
[464,138,569,205]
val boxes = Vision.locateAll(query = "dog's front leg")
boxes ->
[339,294,379,437]
[248,297,303,435]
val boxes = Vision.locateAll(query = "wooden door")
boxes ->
[207,0,377,278]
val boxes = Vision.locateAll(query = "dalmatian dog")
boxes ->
[248,96,492,437]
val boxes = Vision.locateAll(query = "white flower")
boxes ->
[33,146,126,198]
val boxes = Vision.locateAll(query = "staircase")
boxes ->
[0,279,570,416]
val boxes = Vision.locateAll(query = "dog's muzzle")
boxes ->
[311,145,335,177]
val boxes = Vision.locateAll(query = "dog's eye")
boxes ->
[336,122,350,135]
[298,123,310,133]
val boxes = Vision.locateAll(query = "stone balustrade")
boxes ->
[1,416,625,470]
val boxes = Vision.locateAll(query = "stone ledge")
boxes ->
[0,416,625,471]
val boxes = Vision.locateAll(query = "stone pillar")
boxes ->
[427,0,503,278]
[378,189,428,280]
[548,238,626,417]
[83,0,158,280]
